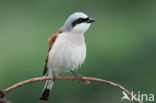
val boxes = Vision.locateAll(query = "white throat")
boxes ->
[64,31,85,45]
[72,23,91,33]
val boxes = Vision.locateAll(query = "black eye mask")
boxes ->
[72,17,89,27]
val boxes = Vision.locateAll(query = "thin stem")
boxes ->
[1,76,142,103]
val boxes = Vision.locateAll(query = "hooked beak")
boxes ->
[86,18,95,23]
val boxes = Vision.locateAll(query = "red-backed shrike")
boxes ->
[40,12,95,101]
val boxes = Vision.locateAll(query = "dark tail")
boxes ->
[40,69,54,101]
[40,88,50,101]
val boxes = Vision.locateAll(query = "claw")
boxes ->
[52,74,57,82]
[70,70,82,80]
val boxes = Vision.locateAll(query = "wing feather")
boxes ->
[43,30,62,75]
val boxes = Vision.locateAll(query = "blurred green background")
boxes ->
[0,0,155,103]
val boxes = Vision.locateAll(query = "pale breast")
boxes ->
[48,32,86,74]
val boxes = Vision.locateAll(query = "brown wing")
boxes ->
[43,29,62,75]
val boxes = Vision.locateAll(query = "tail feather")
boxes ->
[40,88,50,101]
[40,69,54,101]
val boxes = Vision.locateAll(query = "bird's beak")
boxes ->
[86,18,95,23]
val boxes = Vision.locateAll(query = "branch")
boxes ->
[0,76,142,103]
[0,98,11,103]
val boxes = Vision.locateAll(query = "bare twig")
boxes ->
[1,76,142,103]
[0,98,11,103]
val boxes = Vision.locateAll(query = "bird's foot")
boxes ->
[70,70,82,80]
[52,74,57,82]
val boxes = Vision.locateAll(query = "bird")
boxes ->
[40,12,95,101]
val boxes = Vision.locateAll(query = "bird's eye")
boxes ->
[72,17,89,27]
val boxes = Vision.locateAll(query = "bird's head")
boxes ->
[62,12,95,33]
